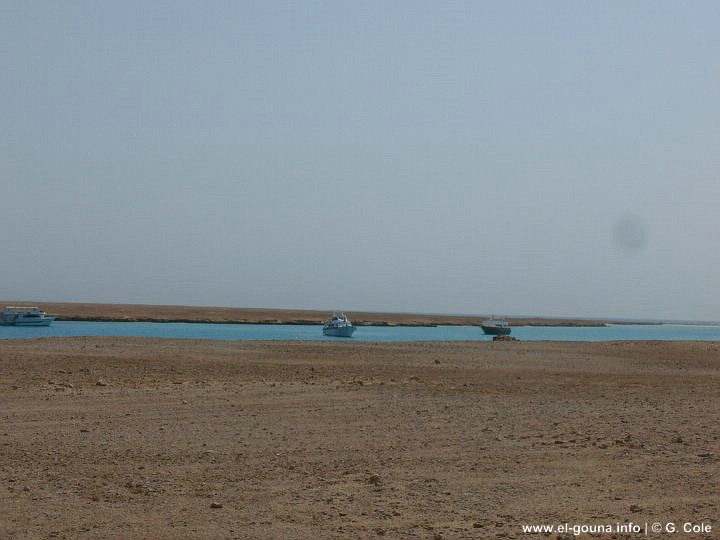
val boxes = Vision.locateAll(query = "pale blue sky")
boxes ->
[1,1,719,320]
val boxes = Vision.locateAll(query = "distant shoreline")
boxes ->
[0,301,670,327]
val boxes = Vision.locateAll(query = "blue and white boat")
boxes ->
[0,306,56,326]
[481,317,511,336]
[322,312,356,337]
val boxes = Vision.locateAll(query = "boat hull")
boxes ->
[13,317,55,327]
[323,325,356,337]
[481,325,511,336]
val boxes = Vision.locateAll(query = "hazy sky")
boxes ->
[2,1,719,320]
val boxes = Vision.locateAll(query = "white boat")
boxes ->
[0,306,56,327]
[481,317,511,335]
[323,312,356,337]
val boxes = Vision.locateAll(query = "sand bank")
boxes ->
[0,301,615,327]
[0,338,717,538]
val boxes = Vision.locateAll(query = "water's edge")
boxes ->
[2,321,720,342]
[57,316,613,327]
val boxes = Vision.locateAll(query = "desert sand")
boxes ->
[0,301,612,327]
[0,338,717,539]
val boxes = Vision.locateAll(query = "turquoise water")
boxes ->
[1,321,720,341]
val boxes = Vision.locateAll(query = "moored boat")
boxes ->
[0,306,56,327]
[323,312,356,337]
[481,317,511,335]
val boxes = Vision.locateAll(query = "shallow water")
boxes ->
[1,321,720,341]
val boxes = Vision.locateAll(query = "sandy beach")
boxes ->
[0,338,717,539]
[0,302,617,327]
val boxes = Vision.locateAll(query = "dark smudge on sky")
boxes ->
[612,215,648,255]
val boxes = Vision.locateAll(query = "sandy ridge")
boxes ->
[0,301,623,327]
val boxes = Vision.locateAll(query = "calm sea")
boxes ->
[1,321,720,341]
